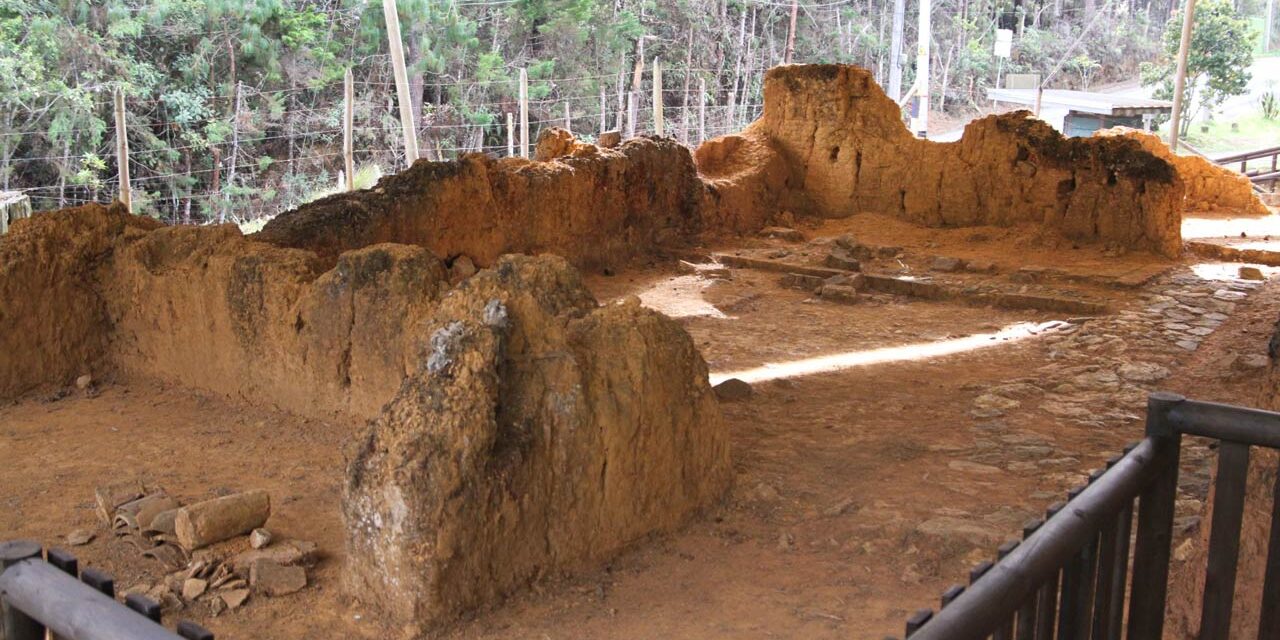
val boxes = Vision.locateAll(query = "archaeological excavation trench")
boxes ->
[1,64,1272,637]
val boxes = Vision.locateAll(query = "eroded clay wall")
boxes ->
[0,204,731,634]
[697,65,1185,256]
[344,256,730,632]
[107,224,449,419]
[254,137,709,270]
[1095,127,1269,216]
[0,205,158,398]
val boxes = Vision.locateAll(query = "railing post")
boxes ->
[0,541,45,640]
[1127,392,1184,640]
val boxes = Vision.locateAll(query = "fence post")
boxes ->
[519,68,529,158]
[599,85,607,134]
[1,540,44,640]
[652,57,664,137]
[698,77,707,145]
[627,92,637,138]
[563,101,571,134]
[1127,392,1184,640]
[113,88,131,214]
[506,113,514,157]
[382,0,419,167]
[343,68,354,191]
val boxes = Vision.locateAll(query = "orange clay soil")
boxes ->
[4,223,1277,638]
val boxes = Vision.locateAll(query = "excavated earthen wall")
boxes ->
[1095,127,1269,216]
[0,203,731,634]
[254,137,710,269]
[699,65,1186,256]
[0,208,158,399]
[343,256,730,632]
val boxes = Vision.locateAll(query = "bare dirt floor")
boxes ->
[3,212,1280,639]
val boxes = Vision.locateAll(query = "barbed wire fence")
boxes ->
[7,62,773,227]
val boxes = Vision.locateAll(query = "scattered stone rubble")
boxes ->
[85,482,316,617]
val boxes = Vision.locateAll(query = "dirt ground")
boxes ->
[3,213,1279,639]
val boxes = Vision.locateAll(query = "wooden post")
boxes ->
[506,112,515,157]
[680,28,693,143]
[615,64,625,132]
[784,0,799,63]
[519,68,529,158]
[652,57,664,137]
[914,0,932,137]
[888,0,906,101]
[343,69,354,191]
[564,101,571,133]
[599,85,607,134]
[698,77,707,144]
[383,0,419,167]
[113,88,131,214]
[627,92,637,138]
[1168,0,1197,149]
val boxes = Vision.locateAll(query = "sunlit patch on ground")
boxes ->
[634,273,731,319]
[1190,262,1275,282]
[710,321,1069,385]
[1182,214,1280,241]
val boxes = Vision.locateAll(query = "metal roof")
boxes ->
[985,89,1173,116]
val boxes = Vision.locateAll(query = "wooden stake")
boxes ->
[785,0,799,63]
[599,85,607,134]
[519,68,529,158]
[615,65,625,131]
[698,77,707,144]
[506,112,515,156]
[382,0,419,167]
[564,101,571,133]
[343,69,355,191]
[1168,0,1197,149]
[627,92,637,138]
[652,57,664,137]
[113,88,131,214]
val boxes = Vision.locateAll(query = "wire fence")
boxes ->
[7,65,774,224]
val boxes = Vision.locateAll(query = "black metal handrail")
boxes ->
[0,541,214,640]
[898,392,1280,640]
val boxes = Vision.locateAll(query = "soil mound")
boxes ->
[1095,126,1268,216]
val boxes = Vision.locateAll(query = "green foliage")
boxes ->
[0,0,1188,221]
[1141,0,1255,133]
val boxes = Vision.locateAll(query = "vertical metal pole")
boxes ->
[914,0,931,137]
[113,89,131,213]
[506,112,514,157]
[519,68,529,158]
[382,0,419,167]
[698,77,707,144]
[343,69,354,191]
[1168,0,1197,149]
[888,0,906,101]
[652,57,664,137]
[0,541,44,640]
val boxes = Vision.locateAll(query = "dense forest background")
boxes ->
[1,0,1272,222]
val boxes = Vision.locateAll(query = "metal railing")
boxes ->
[0,541,214,640]
[896,392,1280,640]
